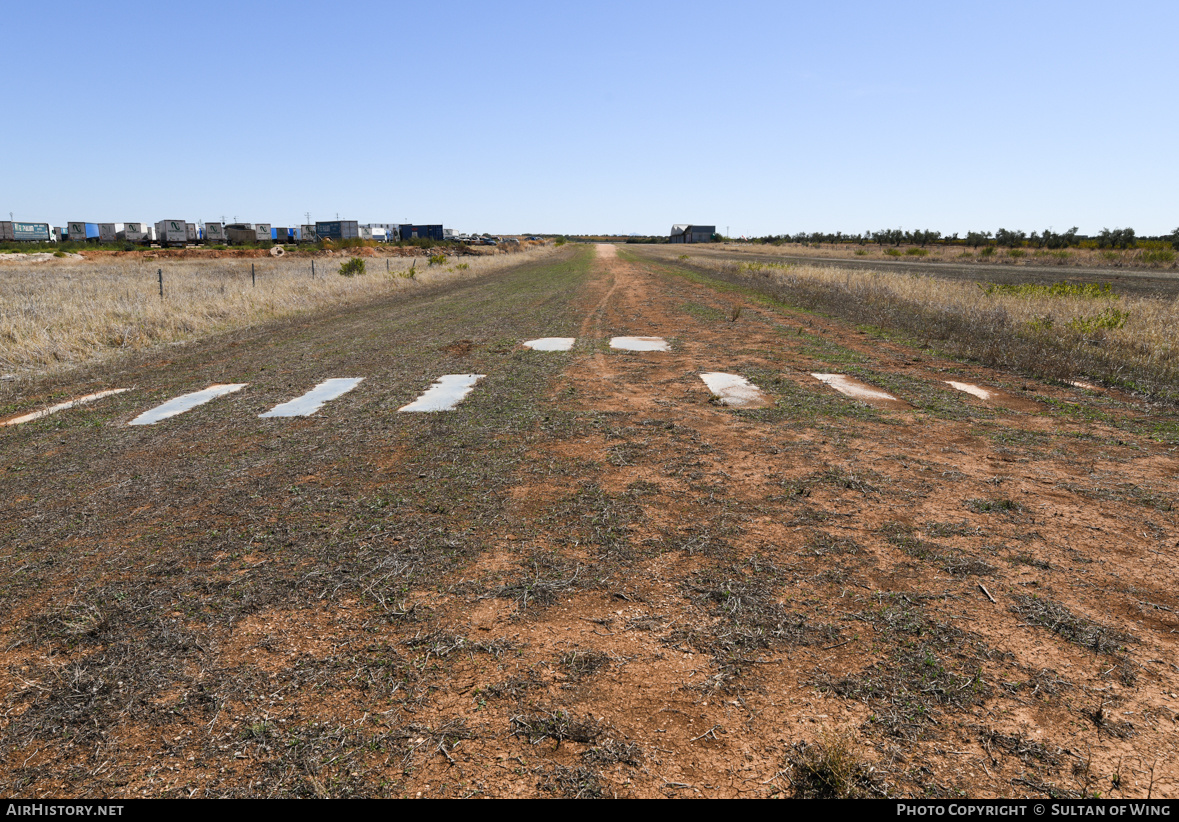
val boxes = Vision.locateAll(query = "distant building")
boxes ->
[669,224,716,244]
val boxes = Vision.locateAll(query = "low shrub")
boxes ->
[338,257,366,277]
[905,247,929,257]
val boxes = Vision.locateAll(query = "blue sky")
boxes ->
[3,1,1175,236]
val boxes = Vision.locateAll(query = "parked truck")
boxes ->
[0,221,53,242]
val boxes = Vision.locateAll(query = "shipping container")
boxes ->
[98,223,125,243]
[225,224,255,245]
[124,223,151,244]
[254,224,271,243]
[204,222,225,243]
[68,222,100,242]
[299,224,317,243]
[186,223,198,243]
[314,220,359,241]
[399,224,445,241]
[272,227,292,243]
[0,222,12,241]
[154,219,187,246]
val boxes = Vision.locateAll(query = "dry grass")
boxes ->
[641,248,1179,398]
[0,247,559,373]
[703,241,1178,270]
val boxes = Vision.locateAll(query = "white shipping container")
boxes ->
[254,224,272,242]
[300,224,317,243]
[186,223,198,242]
[155,219,187,246]
[124,223,150,243]
[205,222,224,243]
[98,223,125,243]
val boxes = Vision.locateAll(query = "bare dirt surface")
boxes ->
[3,244,1179,798]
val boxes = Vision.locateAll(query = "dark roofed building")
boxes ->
[670,224,716,244]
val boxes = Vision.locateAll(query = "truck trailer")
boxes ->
[98,223,125,243]
[154,220,188,246]
[68,222,100,242]
[314,220,359,241]
[124,223,152,244]
[0,221,53,242]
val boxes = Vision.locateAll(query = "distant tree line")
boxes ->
[746,227,1179,250]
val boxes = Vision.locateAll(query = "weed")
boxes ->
[1010,594,1131,655]
[906,248,929,257]
[981,281,1117,300]
[560,648,611,681]
[787,730,885,798]
[979,246,996,256]
[1009,249,1026,259]
[510,710,602,748]
[338,257,366,277]
[582,739,643,766]
[1066,308,1130,333]
[884,248,902,257]
[428,254,446,266]
[537,765,604,798]
[965,498,1023,514]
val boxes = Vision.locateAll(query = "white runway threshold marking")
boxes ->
[946,381,994,400]
[699,373,770,408]
[522,338,576,351]
[398,374,485,412]
[610,336,668,352]
[129,383,248,426]
[811,373,897,402]
[260,378,364,418]
[2,389,130,426]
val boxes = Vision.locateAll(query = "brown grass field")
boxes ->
[2,244,1179,797]
[0,245,558,374]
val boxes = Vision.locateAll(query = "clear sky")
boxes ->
[3,0,1175,237]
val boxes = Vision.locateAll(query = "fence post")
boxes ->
[312,259,315,278]
[158,269,163,299]
[252,262,255,287]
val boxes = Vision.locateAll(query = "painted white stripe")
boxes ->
[398,374,485,412]
[259,378,364,418]
[523,337,576,351]
[129,383,248,425]
[946,380,994,400]
[811,373,897,402]
[2,388,130,426]
[699,372,769,408]
[610,336,669,352]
